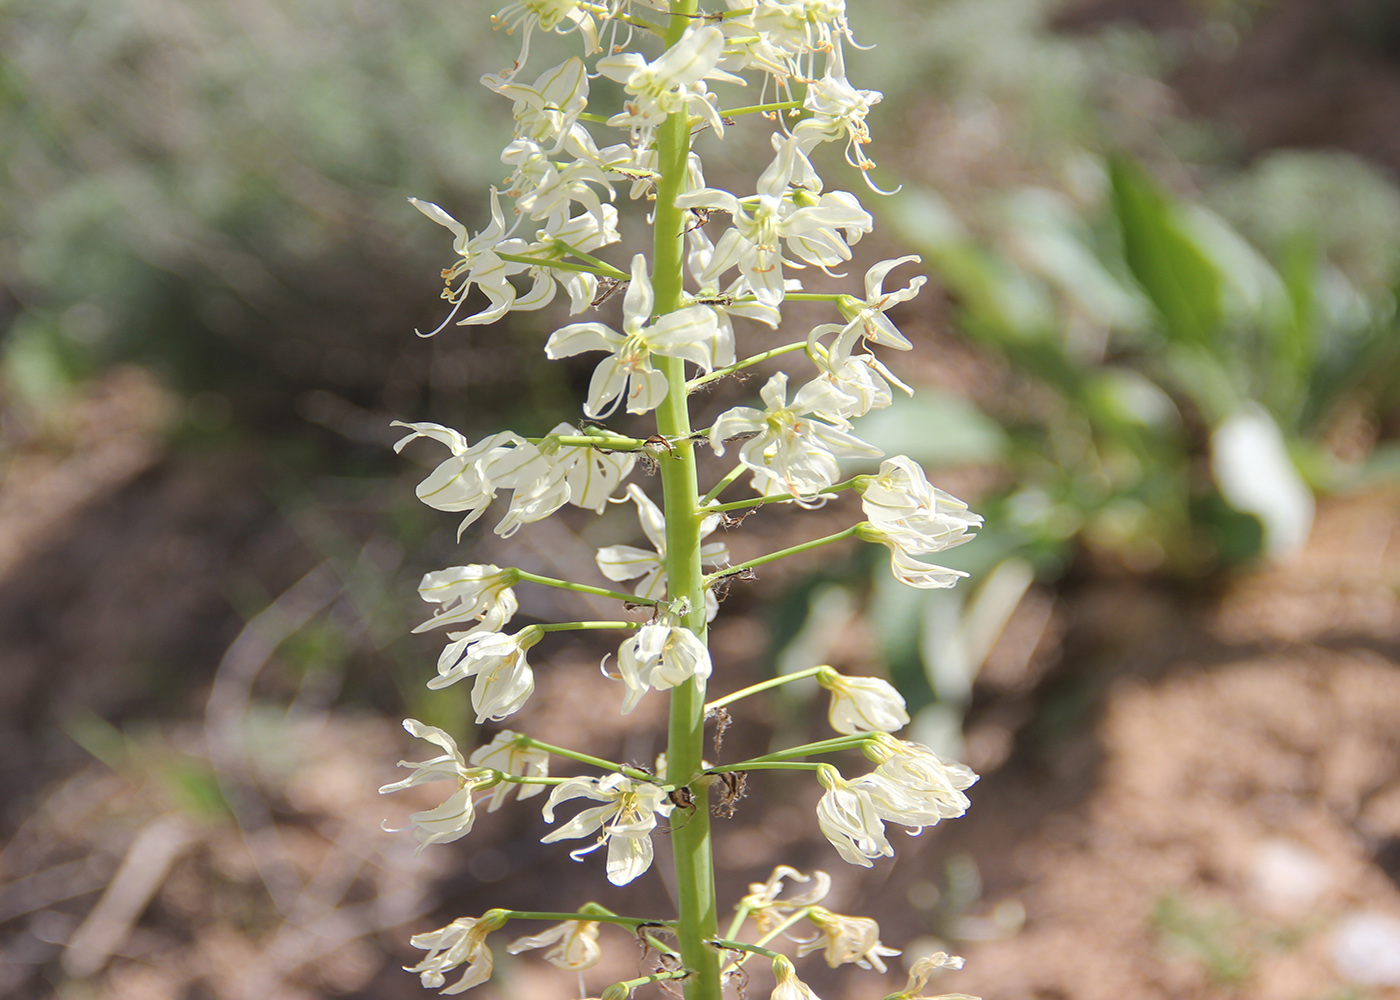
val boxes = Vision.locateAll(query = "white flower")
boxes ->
[794,73,884,174]
[889,952,973,1000]
[379,719,494,851]
[546,254,723,417]
[816,668,909,735]
[495,205,622,313]
[491,0,598,78]
[414,565,519,634]
[392,421,551,538]
[613,623,713,713]
[540,422,637,512]
[770,955,823,1000]
[837,256,927,350]
[431,629,540,724]
[710,371,882,500]
[481,57,589,147]
[858,735,978,831]
[739,865,832,933]
[811,331,912,420]
[410,191,528,330]
[677,136,872,306]
[404,911,506,994]
[540,773,674,885]
[798,907,900,972]
[814,765,893,867]
[469,729,549,812]
[857,522,971,590]
[506,919,602,970]
[501,140,617,233]
[861,457,983,542]
[596,24,739,133]
[595,484,728,619]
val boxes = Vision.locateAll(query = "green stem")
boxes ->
[704,477,862,513]
[655,5,720,999]
[512,569,660,607]
[735,735,874,767]
[495,251,613,277]
[706,760,824,773]
[497,909,673,927]
[705,525,861,583]
[553,240,629,279]
[719,100,803,117]
[536,433,649,451]
[536,620,642,633]
[699,464,746,506]
[710,938,783,961]
[720,907,815,973]
[516,736,658,783]
[687,341,808,390]
[704,665,829,712]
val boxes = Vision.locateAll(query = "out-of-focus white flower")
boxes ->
[596,24,739,133]
[546,254,722,417]
[432,629,541,724]
[404,911,507,994]
[856,734,978,831]
[613,622,713,713]
[710,371,882,500]
[469,730,549,812]
[379,720,494,851]
[814,765,893,867]
[595,484,728,619]
[482,57,589,147]
[857,522,972,590]
[770,955,824,1000]
[506,919,602,970]
[392,421,552,538]
[491,0,598,77]
[885,951,973,1000]
[414,565,519,635]
[798,907,900,972]
[816,668,909,735]
[740,865,832,933]
[541,773,674,885]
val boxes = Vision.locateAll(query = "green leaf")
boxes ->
[1109,154,1224,345]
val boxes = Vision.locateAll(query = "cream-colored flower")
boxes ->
[709,371,882,500]
[816,668,909,735]
[379,720,494,851]
[506,919,602,970]
[814,765,892,867]
[541,773,674,885]
[468,730,549,812]
[614,622,713,714]
[595,484,728,619]
[431,629,540,724]
[770,955,823,1000]
[739,865,832,933]
[404,911,507,994]
[856,735,978,831]
[798,907,900,972]
[414,565,518,635]
[883,951,976,1000]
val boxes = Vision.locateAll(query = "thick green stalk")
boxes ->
[654,4,720,1000]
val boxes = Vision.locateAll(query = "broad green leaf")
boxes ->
[1109,154,1224,345]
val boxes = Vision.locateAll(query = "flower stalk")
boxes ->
[385,3,987,998]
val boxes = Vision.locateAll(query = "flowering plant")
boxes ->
[380,2,983,998]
